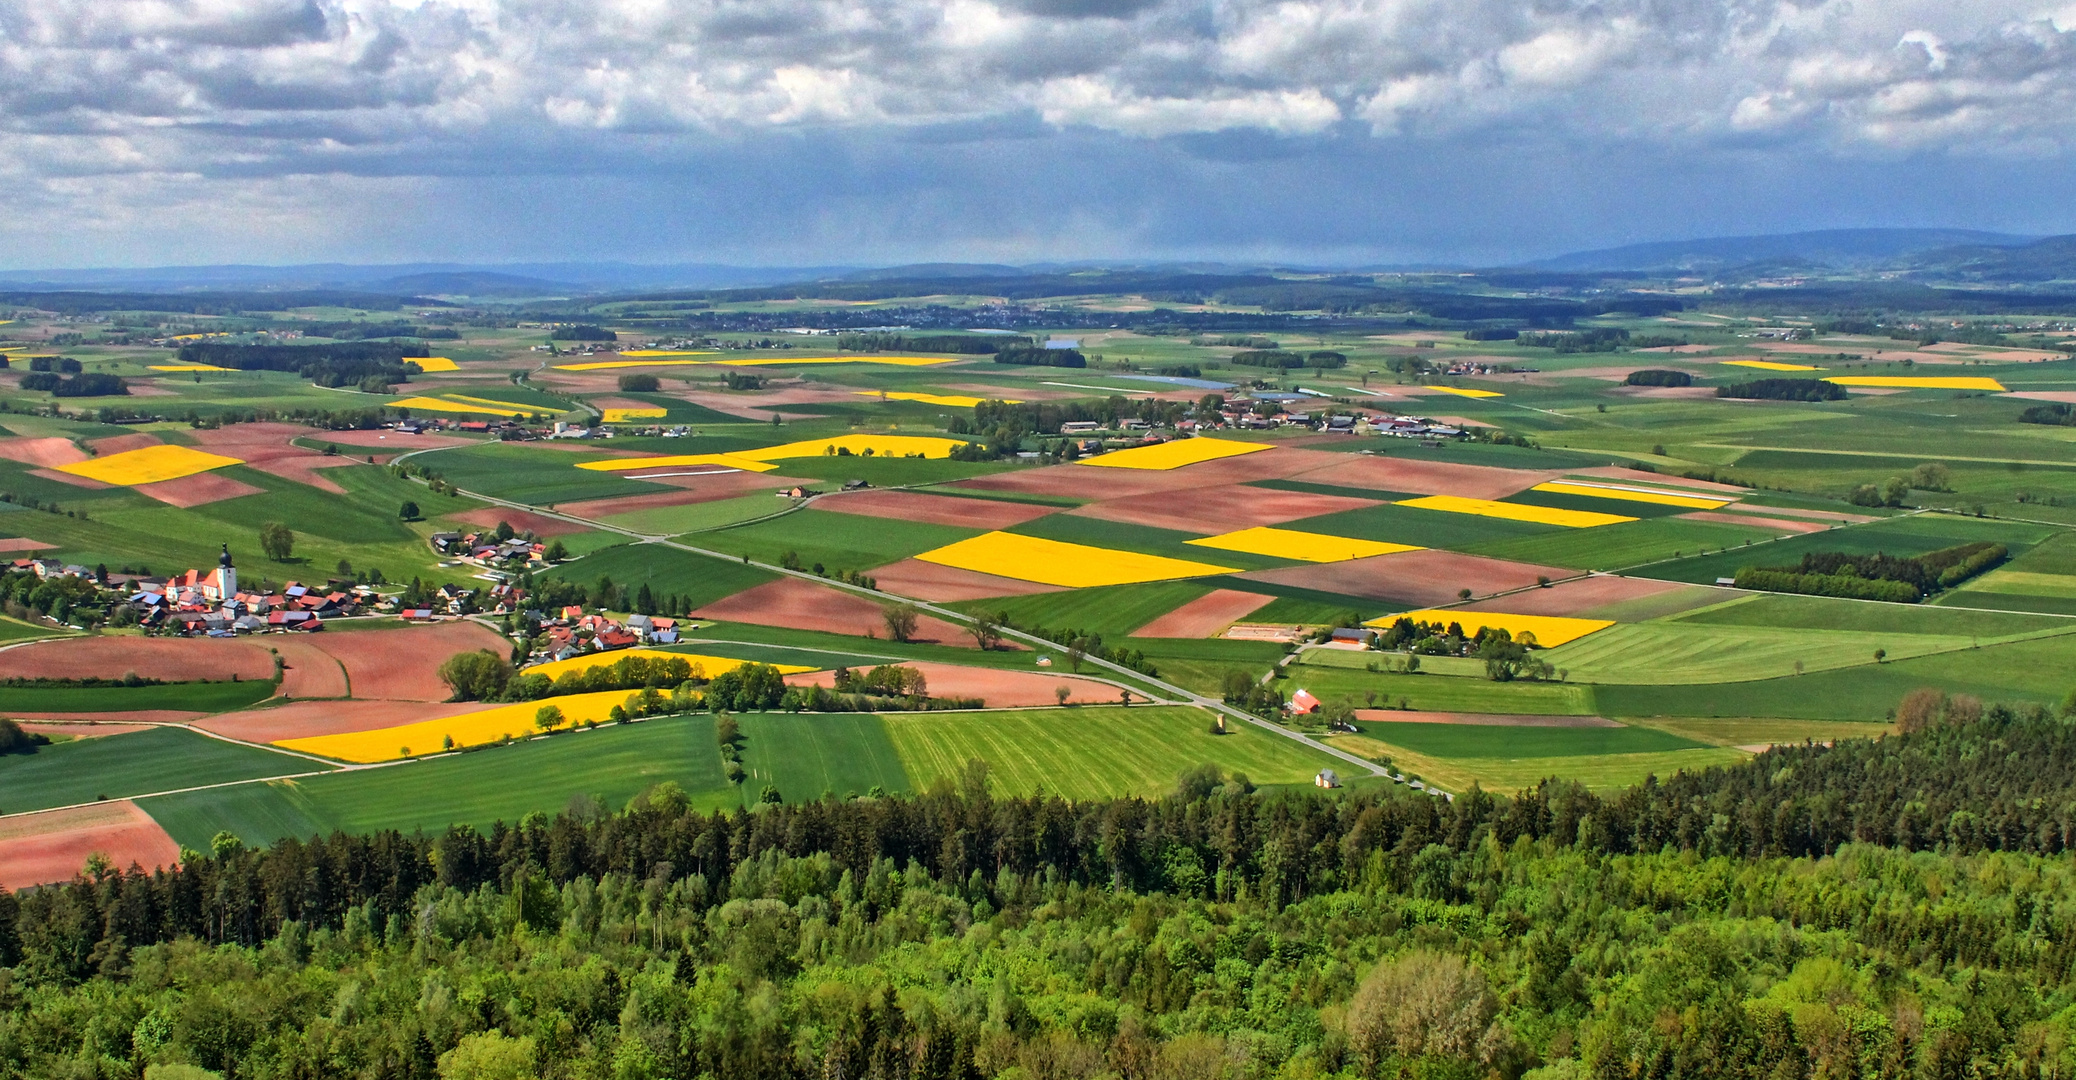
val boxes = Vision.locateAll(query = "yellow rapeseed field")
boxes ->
[277,690,638,763]
[1533,480,1730,510]
[1362,609,1615,648]
[739,434,971,460]
[1186,527,1420,563]
[576,453,779,474]
[524,649,813,681]
[148,364,234,372]
[601,408,668,423]
[555,357,717,371]
[1396,494,1637,528]
[916,531,1238,588]
[389,396,534,418]
[1825,376,2008,391]
[1723,359,1821,371]
[1080,438,1273,471]
[410,357,460,372]
[1425,386,1504,398]
[853,391,1017,408]
[57,444,243,486]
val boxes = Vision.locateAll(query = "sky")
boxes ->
[4,0,2076,269]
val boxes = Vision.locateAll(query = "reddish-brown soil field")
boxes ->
[0,636,275,682]
[1071,483,1380,535]
[695,577,978,646]
[305,621,509,701]
[868,559,1068,602]
[89,433,161,455]
[133,472,268,507]
[1678,510,1830,534]
[0,801,182,891]
[814,490,1058,530]
[784,661,1118,707]
[0,538,56,551]
[1285,455,1553,500]
[186,424,364,492]
[15,721,154,739]
[2005,391,2076,404]
[444,507,591,537]
[1243,548,1570,606]
[197,700,494,743]
[271,637,349,698]
[556,471,810,515]
[1352,709,1616,727]
[30,467,111,489]
[1457,574,1685,616]
[0,436,86,466]
[1131,589,1276,637]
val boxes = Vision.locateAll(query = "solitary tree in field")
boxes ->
[535,704,564,732]
[1055,684,1070,706]
[399,500,420,521]
[258,522,294,562]
[883,604,920,643]
[970,613,1002,651]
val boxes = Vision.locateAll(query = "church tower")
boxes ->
[209,544,237,602]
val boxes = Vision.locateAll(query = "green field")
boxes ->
[734,713,911,802]
[957,581,1214,639]
[0,679,277,714]
[544,542,776,608]
[882,705,1338,798]
[693,509,979,573]
[1291,502,1560,551]
[1288,666,1598,714]
[1634,513,2059,584]
[1006,514,1292,571]
[141,715,728,848]
[1670,591,2068,636]
[0,616,68,643]
[1350,719,1708,757]
[1502,486,1695,519]
[1467,516,1774,571]
[414,442,661,505]
[0,727,322,816]
[1537,621,1993,683]
[597,494,785,535]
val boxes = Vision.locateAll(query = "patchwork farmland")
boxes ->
[2,288,2075,899]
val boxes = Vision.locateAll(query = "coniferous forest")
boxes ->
[8,706,2076,1079]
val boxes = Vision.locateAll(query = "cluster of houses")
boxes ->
[531,609,681,663]
[429,529,549,571]
[1439,360,1531,377]
[123,547,368,636]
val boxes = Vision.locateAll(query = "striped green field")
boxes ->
[1676,592,2067,635]
[696,509,979,572]
[1537,622,1989,684]
[544,542,776,608]
[1286,667,1597,715]
[734,713,910,802]
[882,706,1336,798]
[1350,719,1707,758]
[1289,502,1558,552]
[1326,733,1746,795]
[594,493,782,535]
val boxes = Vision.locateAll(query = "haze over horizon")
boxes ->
[6,0,2076,269]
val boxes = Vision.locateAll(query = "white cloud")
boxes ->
[1,0,2075,261]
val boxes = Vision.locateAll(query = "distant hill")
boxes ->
[1897,234,2076,283]
[837,263,1027,282]
[1526,229,2038,273]
[365,272,578,297]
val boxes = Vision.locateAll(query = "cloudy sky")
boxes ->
[4,0,2076,268]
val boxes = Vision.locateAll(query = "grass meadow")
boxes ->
[0,679,277,714]
[1349,719,1708,757]
[545,543,776,609]
[958,581,1215,638]
[1,727,322,816]
[693,510,980,574]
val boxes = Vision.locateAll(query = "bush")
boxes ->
[1306,351,1348,368]
[438,649,513,701]
[617,373,661,392]
[1717,378,1846,401]
[50,373,128,397]
[1624,369,1693,387]
[1732,567,1921,603]
[1463,328,1520,341]
[2019,402,2076,427]
[0,716,51,756]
